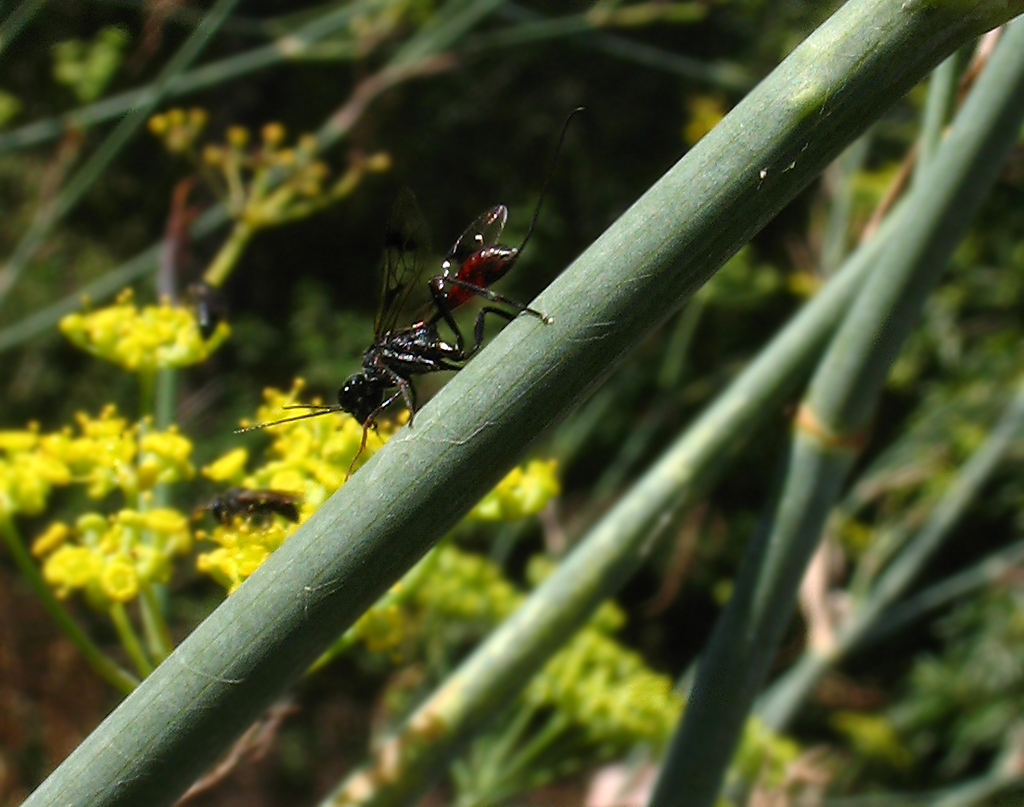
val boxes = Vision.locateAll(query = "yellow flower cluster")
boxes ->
[1,405,194,518]
[414,545,522,626]
[520,555,683,750]
[147,107,207,153]
[0,426,71,516]
[149,109,390,231]
[528,629,683,751]
[468,459,560,522]
[33,508,192,607]
[59,289,228,373]
[197,383,393,592]
[1,405,198,610]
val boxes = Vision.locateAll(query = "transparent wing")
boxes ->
[375,187,433,336]
[442,205,507,271]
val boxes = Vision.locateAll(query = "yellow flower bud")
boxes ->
[203,448,249,482]
[101,556,139,602]
[261,122,286,147]
[226,125,249,149]
[32,522,71,557]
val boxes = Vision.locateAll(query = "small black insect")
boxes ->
[200,488,302,525]
[239,109,583,476]
[236,189,468,474]
[187,281,228,340]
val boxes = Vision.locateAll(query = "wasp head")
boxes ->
[338,373,385,425]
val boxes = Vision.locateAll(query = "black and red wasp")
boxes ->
[197,487,302,525]
[239,108,583,475]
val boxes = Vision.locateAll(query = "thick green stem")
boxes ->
[759,378,1024,730]
[22,3,1022,806]
[320,201,899,807]
[650,19,1024,807]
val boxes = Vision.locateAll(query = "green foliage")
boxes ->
[893,585,1024,777]
[51,26,129,104]
[0,89,22,127]
[6,2,1024,807]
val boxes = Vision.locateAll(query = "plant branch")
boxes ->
[21,3,1023,806]
[650,18,1024,807]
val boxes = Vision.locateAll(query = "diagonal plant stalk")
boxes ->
[20,3,1022,806]
[320,196,903,807]
[820,133,870,276]
[0,205,229,353]
[492,3,753,91]
[0,0,496,353]
[0,0,242,308]
[0,1,378,153]
[0,0,46,56]
[649,18,1024,807]
[758,377,1024,732]
[917,50,962,179]
[860,539,1024,648]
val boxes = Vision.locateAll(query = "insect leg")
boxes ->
[466,306,519,359]
[429,281,469,353]
[344,384,413,481]
[443,276,550,323]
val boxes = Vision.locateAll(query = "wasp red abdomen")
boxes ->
[440,245,519,308]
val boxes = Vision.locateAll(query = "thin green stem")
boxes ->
[651,20,1024,807]
[202,220,255,288]
[0,0,242,309]
[138,583,173,664]
[657,295,705,390]
[0,2,371,153]
[154,368,176,434]
[821,134,871,276]
[862,540,1024,647]
[137,369,156,425]
[0,513,139,694]
[108,602,154,678]
[0,0,45,56]
[454,701,541,805]
[496,710,572,785]
[916,51,961,180]
[493,3,753,91]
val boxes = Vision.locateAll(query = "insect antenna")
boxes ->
[234,405,341,434]
[514,106,585,258]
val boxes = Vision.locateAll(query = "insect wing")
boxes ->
[443,205,508,271]
[376,188,432,337]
